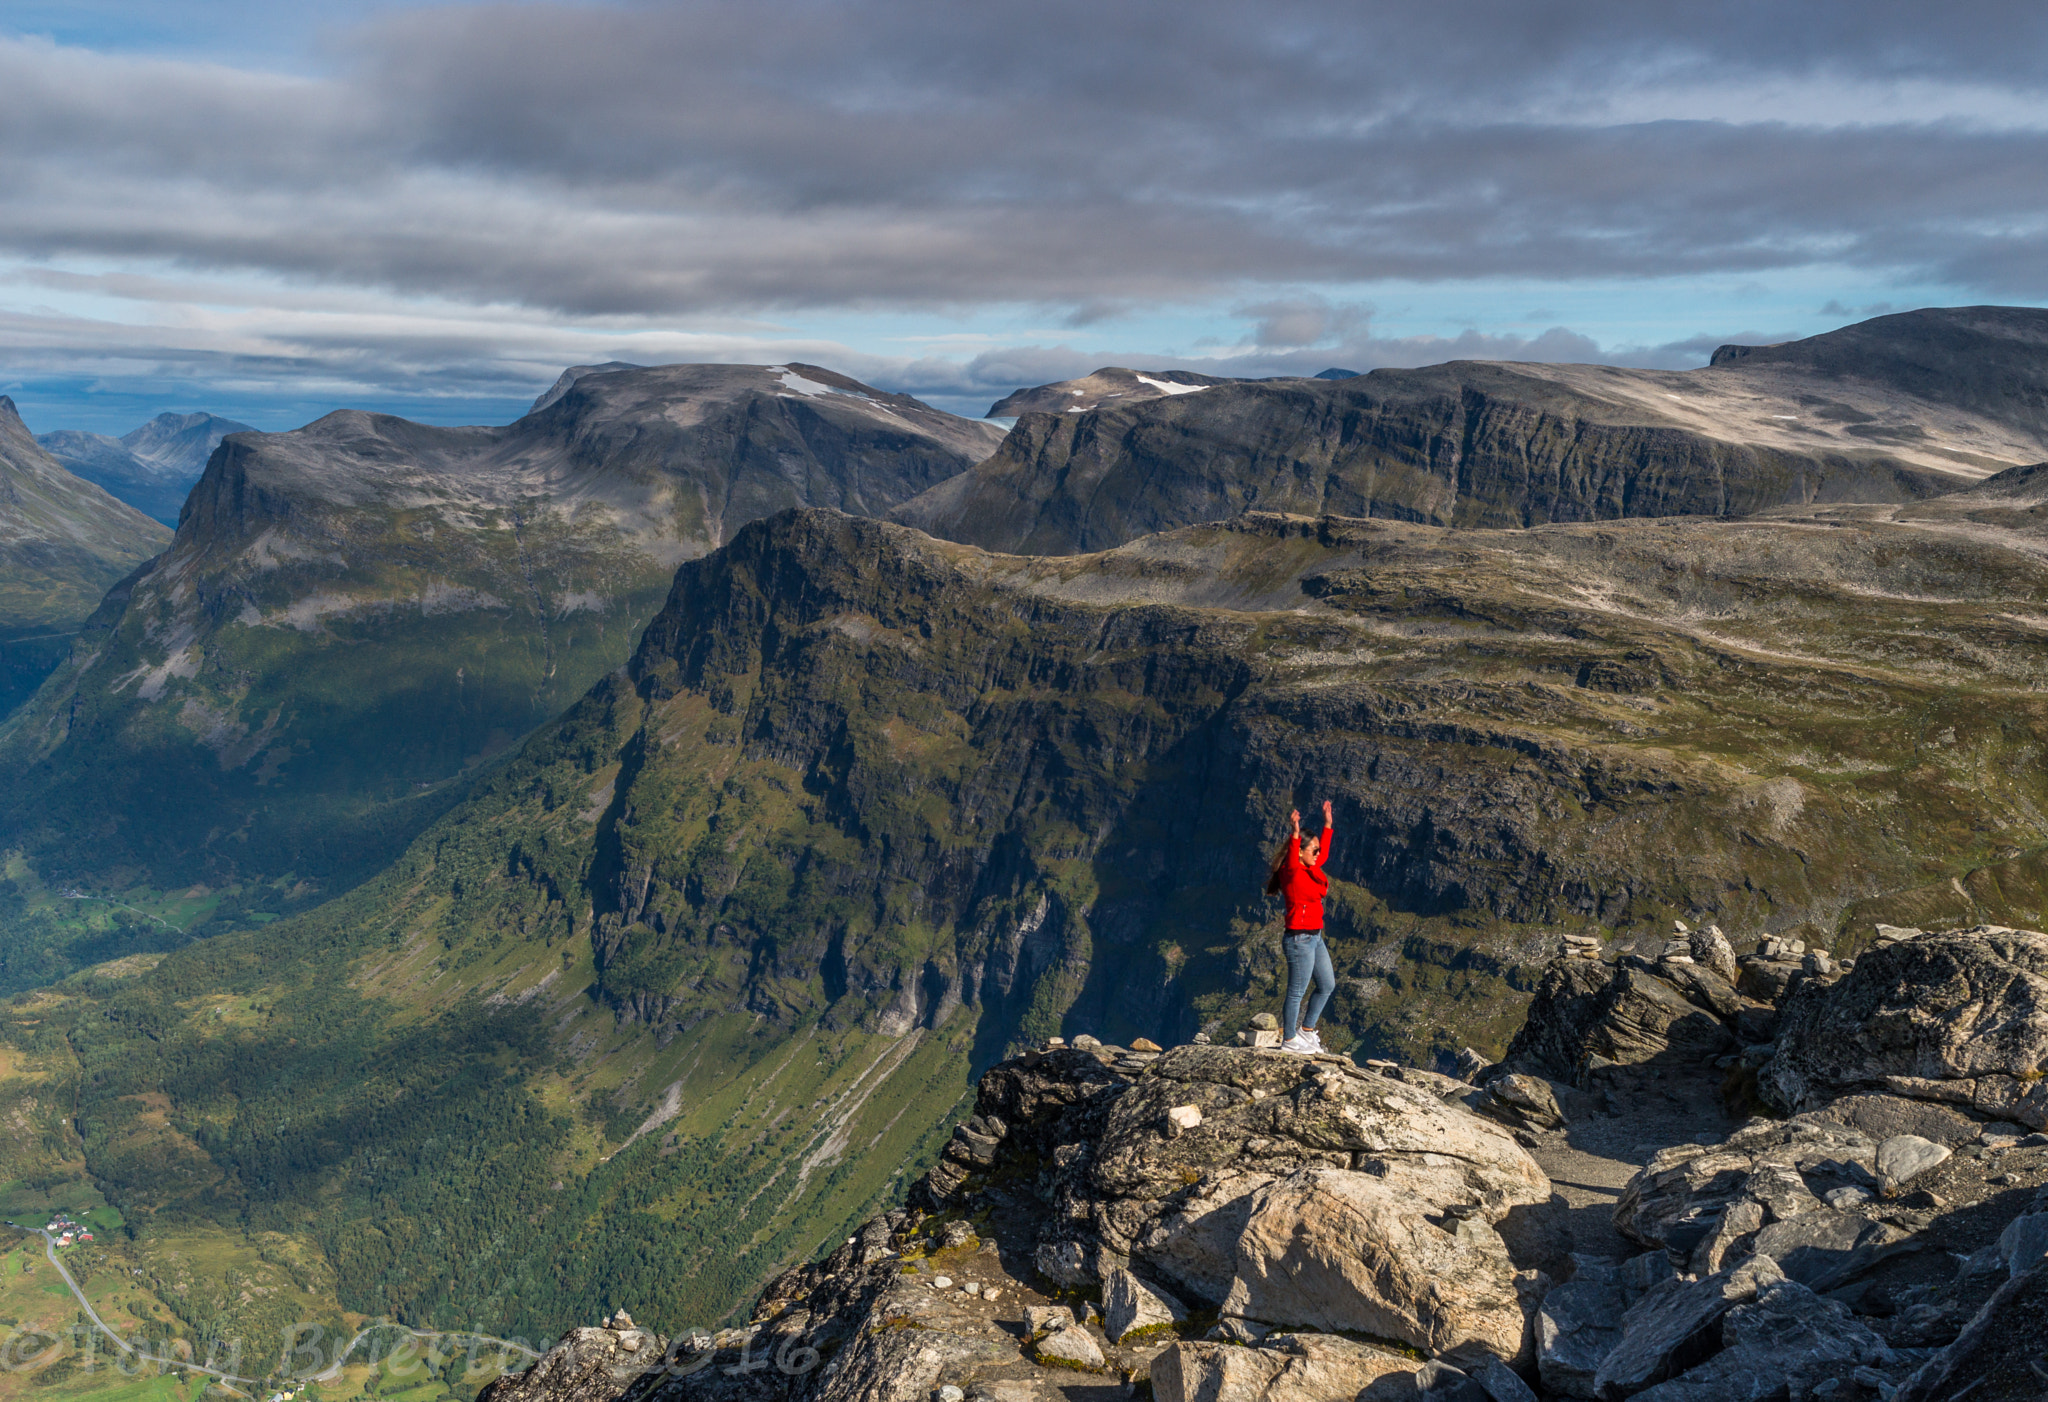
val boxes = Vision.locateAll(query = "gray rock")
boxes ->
[1689,1198,1763,1277]
[1593,1256,1785,1398]
[1764,926,2048,1128]
[1628,1279,1894,1402]
[1456,1048,1492,1082]
[1219,1166,1534,1362]
[1688,926,1740,984]
[1746,1214,1912,1293]
[1536,1275,1625,1398]
[1033,1325,1104,1369]
[1482,1074,1568,1132]
[1615,1119,1878,1255]
[1250,1013,1280,1032]
[1997,1211,2048,1277]
[1022,1305,1073,1335]
[1875,1134,1950,1185]
[1617,1251,1677,1302]
[1808,1092,1982,1148]
[1101,1264,1187,1343]
[1466,1356,1538,1402]
[1032,1238,1094,1288]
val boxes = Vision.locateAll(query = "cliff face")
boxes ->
[0,396,171,717]
[0,364,1002,918]
[899,308,2048,556]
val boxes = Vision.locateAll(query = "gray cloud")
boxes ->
[4,3,2048,320]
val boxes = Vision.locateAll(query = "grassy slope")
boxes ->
[5,499,2048,1355]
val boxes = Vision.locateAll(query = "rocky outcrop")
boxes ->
[1764,926,2048,1128]
[481,1326,671,1402]
[484,920,2048,1402]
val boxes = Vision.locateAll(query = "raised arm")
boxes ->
[1316,800,1334,867]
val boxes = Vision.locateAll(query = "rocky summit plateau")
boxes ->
[899,307,2048,555]
[482,922,2048,1402]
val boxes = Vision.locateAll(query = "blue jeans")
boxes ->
[1282,931,1336,1040]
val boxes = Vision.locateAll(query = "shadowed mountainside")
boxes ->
[900,307,2048,555]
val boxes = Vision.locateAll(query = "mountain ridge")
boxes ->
[903,307,2048,555]
[37,410,254,524]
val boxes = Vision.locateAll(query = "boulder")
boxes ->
[1733,956,1803,1005]
[1091,1045,1549,1306]
[1805,1091,1982,1148]
[1646,959,1745,1021]
[1745,1214,1912,1293]
[1536,1266,1626,1398]
[1627,1279,1894,1402]
[1593,1257,1785,1399]
[1466,1356,1538,1402]
[1034,1324,1104,1369]
[1219,1167,1532,1363]
[1507,961,1734,1083]
[1997,1211,2048,1278]
[1101,1264,1187,1343]
[1687,926,1740,984]
[1481,1075,1567,1133]
[1763,926,2048,1127]
[1615,1119,1878,1255]
[1874,1133,1950,1186]
[1501,957,1615,1080]
[1151,1335,1419,1402]
[1022,1304,1072,1335]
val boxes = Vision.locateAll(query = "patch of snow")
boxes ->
[771,366,845,398]
[1773,415,1799,420]
[1135,375,1210,396]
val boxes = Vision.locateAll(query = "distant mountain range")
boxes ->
[907,307,2048,555]
[0,397,170,717]
[36,411,254,525]
[0,363,1004,938]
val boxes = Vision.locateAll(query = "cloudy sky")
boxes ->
[4,1,2047,431]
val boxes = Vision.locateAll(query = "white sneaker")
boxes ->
[1280,1034,1316,1054]
[1304,1029,1324,1052]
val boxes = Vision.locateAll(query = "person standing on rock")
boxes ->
[1267,800,1336,1053]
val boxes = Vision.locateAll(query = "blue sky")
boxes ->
[3,1,2044,433]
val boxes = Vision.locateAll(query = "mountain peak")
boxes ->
[0,394,20,425]
[529,361,647,414]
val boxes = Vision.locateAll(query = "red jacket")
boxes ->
[1276,834,1330,931]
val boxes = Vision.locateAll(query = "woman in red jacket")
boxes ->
[1265,800,1336,1053]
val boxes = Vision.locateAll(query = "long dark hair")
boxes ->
[1265,842,1292,895]
[1265,831,1324,895]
